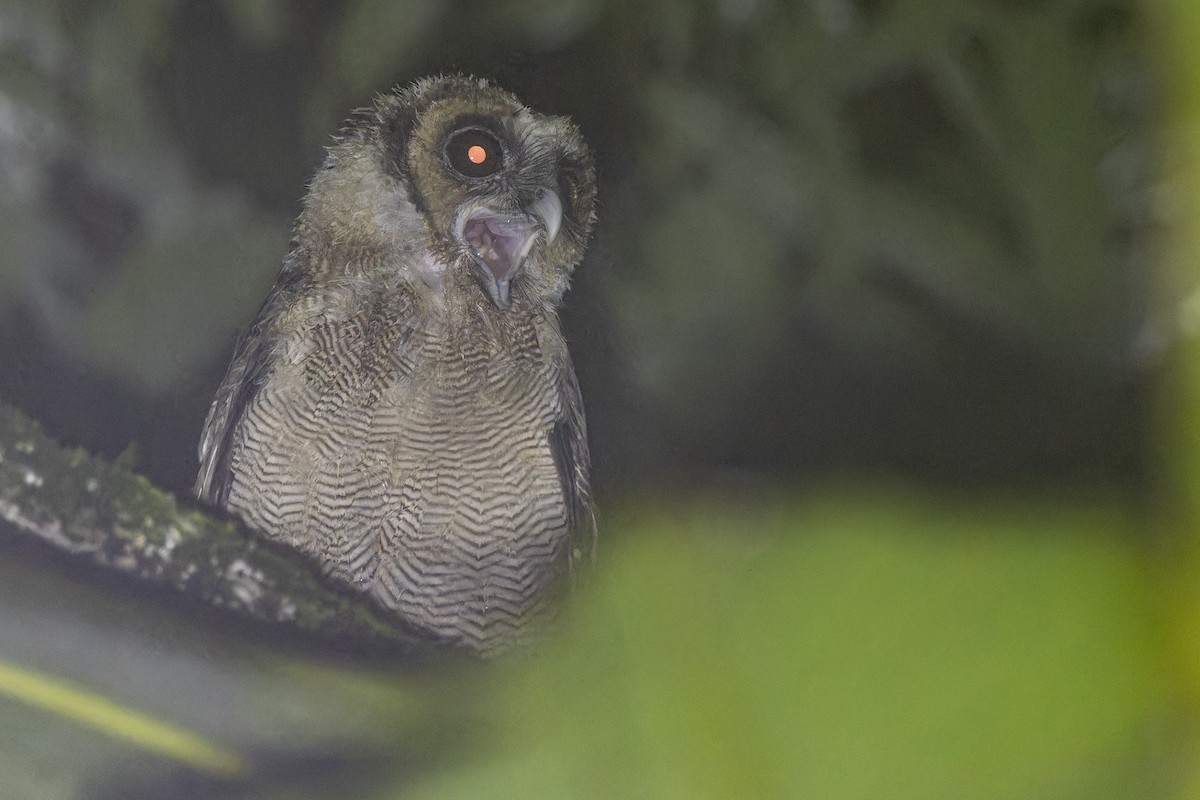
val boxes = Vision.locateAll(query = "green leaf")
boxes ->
[401,492,1166,799]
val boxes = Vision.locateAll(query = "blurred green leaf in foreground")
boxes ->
[402,495,1166,800]
[1153,1,1200,798]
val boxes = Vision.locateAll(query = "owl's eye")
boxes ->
[445,128,504,178]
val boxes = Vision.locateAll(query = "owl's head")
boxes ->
[302,75,597,311]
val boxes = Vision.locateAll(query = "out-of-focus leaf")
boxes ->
[1149,2,1200,796]
[396,493,1168,800]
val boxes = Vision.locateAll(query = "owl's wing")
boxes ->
[550,355,596,574]
[195,256,306,505]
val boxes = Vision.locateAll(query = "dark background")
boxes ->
[0,0,1158,504]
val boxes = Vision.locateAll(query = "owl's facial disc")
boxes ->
[455,188,563,308]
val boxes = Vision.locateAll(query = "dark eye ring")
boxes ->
[445,128,504,178]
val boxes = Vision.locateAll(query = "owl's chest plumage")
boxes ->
[223,287,571,651]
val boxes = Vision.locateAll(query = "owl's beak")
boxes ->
[457,188,563,309]
[527,187,563,243]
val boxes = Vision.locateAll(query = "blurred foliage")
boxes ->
[1150,1,1200,797]
[0,0,288,394]
[418,494,1168,800]
[0,0,1160,492]
[615,1,1153,438]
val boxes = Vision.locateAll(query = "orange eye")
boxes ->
[446,128,503,178]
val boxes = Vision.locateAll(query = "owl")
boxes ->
[195,75,597,655]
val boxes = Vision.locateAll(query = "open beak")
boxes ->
[457,188,563,308]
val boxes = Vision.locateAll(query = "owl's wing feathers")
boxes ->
[196,254,308,506]
[550,355,596,574]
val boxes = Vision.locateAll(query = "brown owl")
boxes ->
[196,75,597,655]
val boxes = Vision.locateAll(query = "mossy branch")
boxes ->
[0,399,425,649]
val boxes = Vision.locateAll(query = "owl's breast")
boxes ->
[224,308,571,651]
